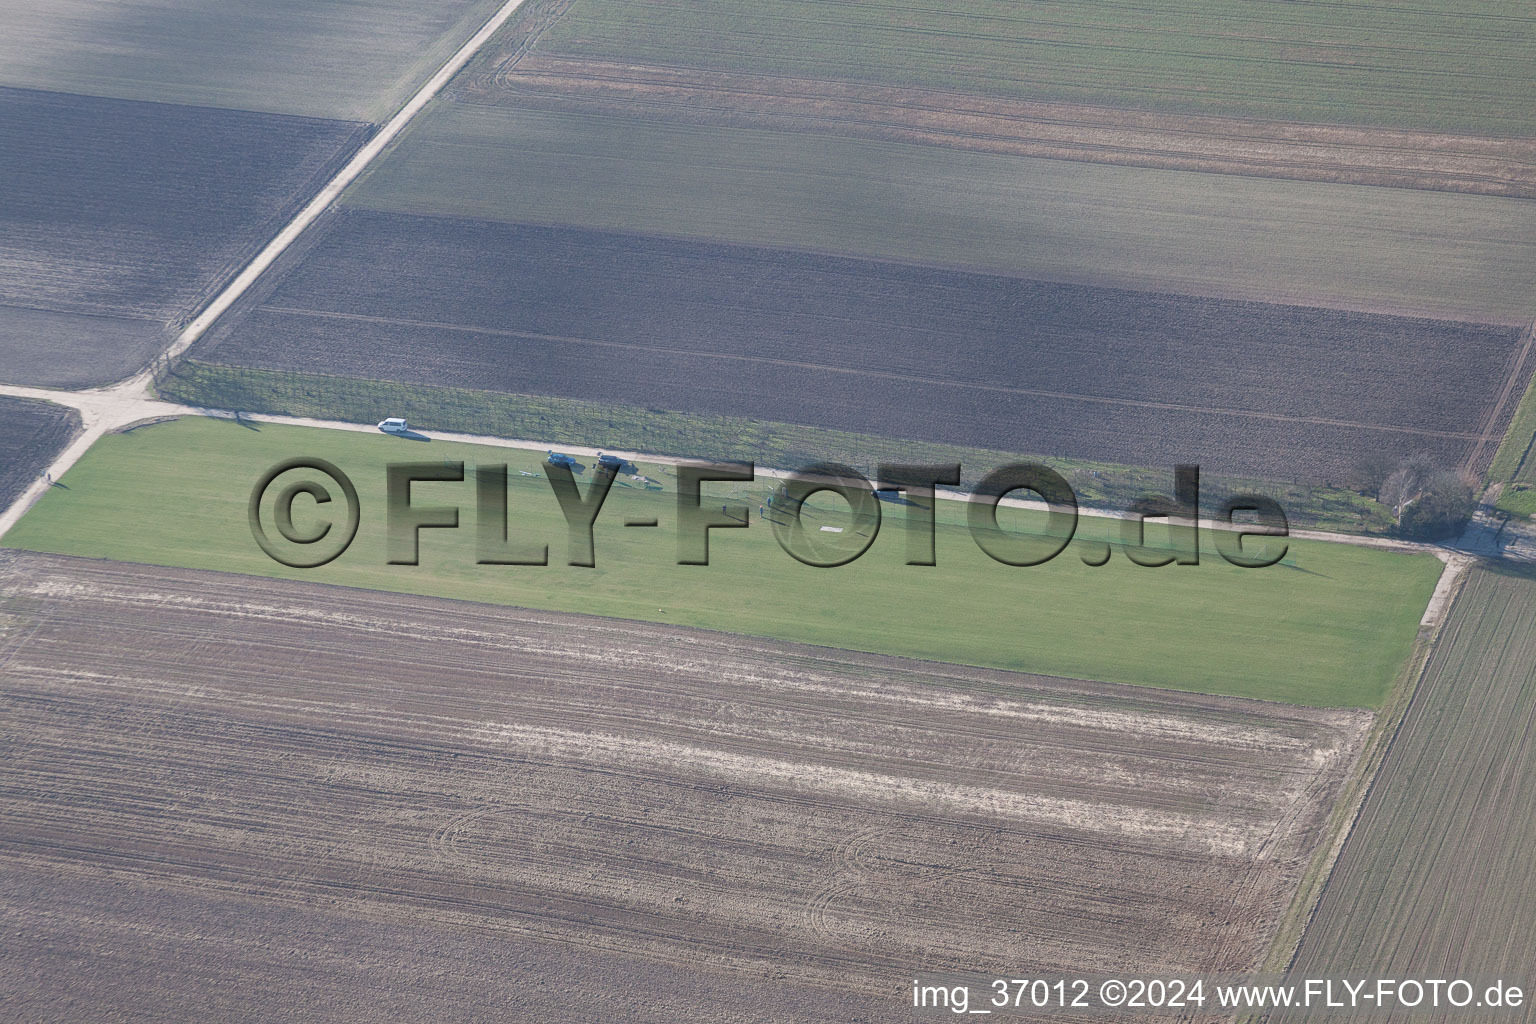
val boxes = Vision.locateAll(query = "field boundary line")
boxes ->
[125,0,536,393]
[211,406,1460,555]
[486,0,579,84]
[0,387,1450,564]
[1465,318,1536,476]
[1506,424,1536,489]
[1417,552,1471,629]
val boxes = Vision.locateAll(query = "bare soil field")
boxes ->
[0,552,1370,1021]
[194,213,1528,482]
[0,396,78,510]
[0,86,369,386]
[0,308,170,390]
[1283,564,1536,1022]
[461,56,1536,198]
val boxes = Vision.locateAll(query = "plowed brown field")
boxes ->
[0,553,1369,1021]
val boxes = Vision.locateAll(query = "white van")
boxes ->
[377,417,409,434]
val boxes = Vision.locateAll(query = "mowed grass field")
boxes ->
[351,104,1536,324]
[0,0,506,121]
[535,0,1536,136]
[5,417,1443,707]
[1286,565,1536,1019]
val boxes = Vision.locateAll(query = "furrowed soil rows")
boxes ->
[0,553,1369,1021]
[0,396,78,510]
[347,104,1536,325]
[525,0,1536,136]
[460,56,1536,198]
[1284,564,1536,1022]
[0,87,370,386]
[194,213,1527,482]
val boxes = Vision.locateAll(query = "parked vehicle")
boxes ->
[597,453,636,474]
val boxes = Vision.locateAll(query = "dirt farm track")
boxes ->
[0,553,1368,1021]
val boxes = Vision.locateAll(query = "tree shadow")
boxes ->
[1475,557,1536,583]
[876,489,925,508]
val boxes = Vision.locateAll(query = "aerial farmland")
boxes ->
[530,0,1536,135]
[0,0,509,386]
[173,0,1536,492]
[189,211,1530,481]
[0,552,1371,1021]
[0,396,78,509]
[1284,565,1536,1022]
[5,416,1443,705]
[0,87,369,385]
[3,0,1536,1019]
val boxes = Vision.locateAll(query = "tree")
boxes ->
[1349,452,1398,496]
[1378,456,1433,520]
[1398,470,1476,540]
